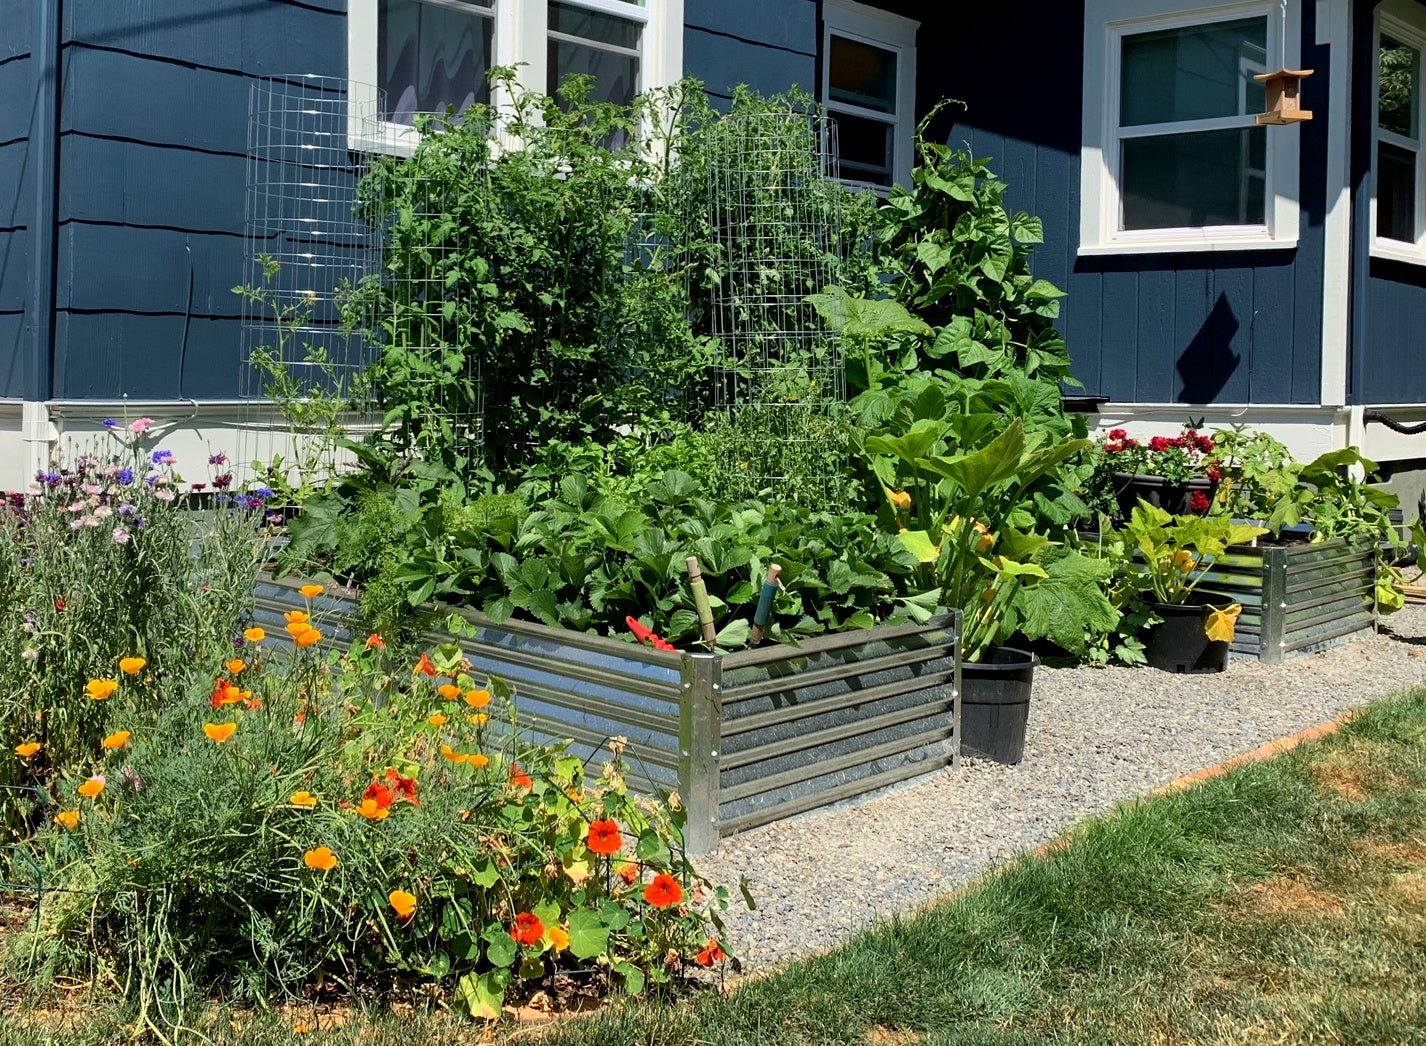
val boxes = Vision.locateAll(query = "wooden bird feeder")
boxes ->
[1254,67,1313,124]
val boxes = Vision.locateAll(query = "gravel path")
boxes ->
[696,604,1426,971]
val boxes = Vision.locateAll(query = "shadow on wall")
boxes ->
[1176,292,1242,404]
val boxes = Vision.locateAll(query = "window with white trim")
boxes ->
[1080,0,1302,255]
[349,0,683,154]
[821,0,917,189]
[1372,1,1426,263]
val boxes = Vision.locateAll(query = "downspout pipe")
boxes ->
[25,0,61,476]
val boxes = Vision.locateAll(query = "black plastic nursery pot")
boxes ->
[1112,472,1217,519]
[960,647,1038,765]
[1144,601,1229,674]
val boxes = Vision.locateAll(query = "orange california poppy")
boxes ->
[225,658,246,675]
[413,652,437,676]
[547,925,570,952]
[356,798,389,821]
[290,790,318,808]
[586,819,622,856]
[77,777,105,799]
[294,628,322,649]
[509,912,544,946]
[427,713,448,727]
[243,627,266,643]
[364,633,385,651]
[464,689,491,708]
[14,741,41,758]
[299,584,324,599]
[284,610,310,625]
[101,730,131,750]
[388,890,417,921]
[440,745,468,764]
[437,683,462,701]
[118,657,146,676]
[466,713,490,727]
[643,873,683,908]
[204,722,237,744]
[468,753,490,769]
[55,809,81,830]
[508,764,532,789]
[211,680,243,707]
[285,621,314,640]
[303,846,338,872]
[85,678,118,701]
[694,940,726,967]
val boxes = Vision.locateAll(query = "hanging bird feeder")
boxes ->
[1254,67,1314,124]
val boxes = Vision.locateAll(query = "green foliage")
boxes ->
[1207,425,1297,520]
[1114,502,1266,606]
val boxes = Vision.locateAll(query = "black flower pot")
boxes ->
[960,647,1038,764]
[1112,472,1217,520]
[1144,601,1229,674]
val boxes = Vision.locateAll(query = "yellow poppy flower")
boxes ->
[388,890,417,921]
[243,627,266,643]
[225,658,246,675]
[290,790,319,808]
[356,798,389,820]
[203,722,237,744]
[294,628,322,649]
[55,810,80,830]
[118,657,146,676]
[303,846,338,872]
[464,689,491,708]
[85,678,118,701]
[14,741,41,758]
[77,777,105,799]
[284,610,310,625]
[427,714,448,727]
[440,745,468,765]
[101,730,131,750]
[299,584,325,599]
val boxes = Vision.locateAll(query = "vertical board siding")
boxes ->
[683,0,817,101]
[0,1,29,401]
[53,312,243,401]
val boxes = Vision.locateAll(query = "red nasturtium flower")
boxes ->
[508,764,533,789]
[384,768,419,805]
[644,873,683,909]
[363,633,385,651]
[694,940,726,967]
[362,781,395,810]
[510,912,544,945]
[586,819,622,855]
[413,651,437,676]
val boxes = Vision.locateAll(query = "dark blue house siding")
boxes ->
[49,0,345,400]
[919,1,1325,406]
[0,0,34,398]
[684,0,816,104]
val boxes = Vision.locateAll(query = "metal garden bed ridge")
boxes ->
[253,575,962,853]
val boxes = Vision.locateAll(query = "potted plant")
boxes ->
[1089,425,1222,520]
[1114,503,1267,673]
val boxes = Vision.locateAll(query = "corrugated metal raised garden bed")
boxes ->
[254,575,961,853]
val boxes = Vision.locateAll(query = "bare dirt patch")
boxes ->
[1307,743,1401,801]
[867,1027,923,1046]
[1238,876,1343,918]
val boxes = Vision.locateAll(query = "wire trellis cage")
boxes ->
[707,108,847,502]
[239,75,384,487]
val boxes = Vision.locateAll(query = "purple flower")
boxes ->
[190,483,206,492]
[232,635,245,648]
[102,419,117,428]
[118,503,137,518]
[253,487,275,499]
[117,468,134,485]
[208,452,228,466]
[212,473,233,490]
[43,472,61,487]
[152,449,174,466]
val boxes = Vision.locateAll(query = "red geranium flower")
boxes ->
[1148,435,1172,452]
[643,873,683,908]
[362,781,395,810]
[1108,428,1127,440]
[586,819,622,855]
[1206,466,1223,483]
[694,939,726,967]
[1189,490,1210,513]
[510,912,544,946]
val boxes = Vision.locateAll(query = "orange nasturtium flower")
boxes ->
[547,925,570,952]
[356,798,389,820]
[225,658,247,675]
[413,651,437,677]
[615,860,639,886]
[294,628,322,649]
[695,939,727,967]
[303,846,338,872]
[243,627,266,643]
[508,764,533,789]
[509,912,544,945]
[14,741,41,758]
[437,683,462,701]
[364,633,386,651]
[643,873,683,909]
[85,678,118,701]
[284,610,310,625]
[55,810,81,830]
[427,713,448,727]
[464,689,491,708]
[118,657,146,676]
[440,745,468,764]
[204,722,237,744]
[101,730,131,750]
[77,776,105,799]
[298,584,325,599]
[388,890,417,921]
[586,819,623,856]
[290,790,319,808]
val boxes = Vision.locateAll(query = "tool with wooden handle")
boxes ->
[685,556,718,649]
[749,563,783,645]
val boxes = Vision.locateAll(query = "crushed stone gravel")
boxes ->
[693,604,1426,972]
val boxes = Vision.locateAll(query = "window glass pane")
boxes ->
[547,41,640,107]
[1121,127,1266,229]
[831,111,893,186]
[549,2,641,50]
[829,35,897,114]
[1379,35,1419,138]
[1121,17,1267,126]
[379,0,492,126]
[1378,141,1418,241]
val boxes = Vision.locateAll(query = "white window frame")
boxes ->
[821,0,918,191]
[1080,0,1302,256]
[1371,1,1426,265]
[348,0,683,155]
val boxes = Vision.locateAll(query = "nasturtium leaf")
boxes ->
[635,831,670,865]
[598,898,631,930]
[562,850,591,885]
[471,857,501,888]
[454,971,504,1020]
[482,925,518,968]
[449,932,480,961]
[519,958,546,980]
[1204,603,1242,643]
[615,961,646,996]
[422,950,451,978]
[532,898,561,931]
[567,909,611,960]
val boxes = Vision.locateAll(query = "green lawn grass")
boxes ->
[7,688,1426,1046]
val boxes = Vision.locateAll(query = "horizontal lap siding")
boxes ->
[53,0,346,400]
[683,0,816,103]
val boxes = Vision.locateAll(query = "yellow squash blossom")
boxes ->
[243,627,266,643]
[118,657,146,676]
[14,741,41,758]
[886,488,912,511]
[388,890,417,921]
[85,678,118,701]
[290,790,319,808]
[464,689,491,708]
[55,810,80,830]
[204,722,237,744]
[76,777,105,799]
[1173,549,1196,573]
[101,730,131,750]
[303,846,338,872]
[294,628,322,649]
[298,584,325,599]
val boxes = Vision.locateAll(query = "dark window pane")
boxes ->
[379,0,492,126]
[829,35,897,114]
[831,111,893,186]
[1121,17,1267,126]
[1379,35,1419,137]
[547,40,639,108]
[549,2,641,50]
[1121,127,1266,229]
[1378,141,1417,241]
